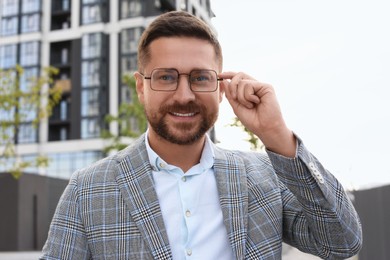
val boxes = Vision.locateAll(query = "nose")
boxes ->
[172,75,196,103]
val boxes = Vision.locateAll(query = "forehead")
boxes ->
[146,37,219,71]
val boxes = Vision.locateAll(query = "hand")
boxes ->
[219,72,296,157]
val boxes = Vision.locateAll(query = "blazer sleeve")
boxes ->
[266,137,363,259]
[40,171,90,260]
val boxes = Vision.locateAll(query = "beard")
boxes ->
[145,101,217,145]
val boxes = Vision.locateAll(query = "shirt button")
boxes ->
[185,210,191,217]
[181,176,187,182]
[186,249,192,256]
[159,162,166,168]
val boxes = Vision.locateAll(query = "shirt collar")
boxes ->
[145,129,215,173]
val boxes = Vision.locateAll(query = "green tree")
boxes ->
[229,117,265,151]
[0,65,61,178]
[102,75,147,155]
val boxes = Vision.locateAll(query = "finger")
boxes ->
[244,84,261,104]
[218,72,238,99]
[221,80,235,102]
[218,71,237,80]
[236,80,257,108]
[228,72,248,100]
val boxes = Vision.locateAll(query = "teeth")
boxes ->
[172,112,195,117]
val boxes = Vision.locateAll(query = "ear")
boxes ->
[134,71,145,105]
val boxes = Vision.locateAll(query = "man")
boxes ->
[41,11,362,259]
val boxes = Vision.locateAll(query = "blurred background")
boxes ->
[1,0,389,259]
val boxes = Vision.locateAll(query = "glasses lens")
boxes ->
[151,69,178,91]
[190,70,217,92]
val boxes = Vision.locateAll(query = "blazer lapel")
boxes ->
[213,146,248,260]
[116,135,172,259]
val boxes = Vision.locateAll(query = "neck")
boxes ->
[147,131,206,173]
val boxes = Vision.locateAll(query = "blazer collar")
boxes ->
[213,145,248,260]
[116,134,248,260]
[115,134,172,259]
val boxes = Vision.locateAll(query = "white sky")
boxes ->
[211,0,390,190]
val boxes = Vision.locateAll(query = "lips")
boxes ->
[162,102,201,117]
[171,112,197,117]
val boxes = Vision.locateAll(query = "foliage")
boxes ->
[0,65,61,179]
[102,75,147,155]
[229,117,264,151]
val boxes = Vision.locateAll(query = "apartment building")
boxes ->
[0,0,215,179]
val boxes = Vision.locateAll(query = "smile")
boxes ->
[171,112,196,117]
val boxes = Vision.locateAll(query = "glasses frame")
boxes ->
[140,68,222,92]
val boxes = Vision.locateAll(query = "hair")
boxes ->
[137,11,222,72]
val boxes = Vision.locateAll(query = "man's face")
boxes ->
[135,37,224,145]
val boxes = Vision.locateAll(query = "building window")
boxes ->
[19,67,39,92]
[0,41,40,144]
[20,41,40,66]
[62,0,70,10]
[82,33,102,58]
[1,0,19,16]
[0,126,13,146]
[120,27,142,77]
[81,88,99,116]
[0,44,17,69]
[81,118,100,139]
[51,0,71,30]
[121,0,143,19]
[80,32,107,140]
[0,103,15,128]
[81,0,108,25]
[120,86,132,104]
[59,127,67,140]
[119,27,142,105]
[1,16,18,35]
[20,0,41,33]
[59,100,68,120]
[47,151,102,179]
[81,60,100,87]
[19,96,38,122]
[21,13,40,33]
[82,4,101,24]
[121,27,142,54]
[22,0,41,13]
[18,123,37,143]
[120,55,137,76]
[0,0,41,35]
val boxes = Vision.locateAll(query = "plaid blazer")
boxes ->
[41,134,362,259]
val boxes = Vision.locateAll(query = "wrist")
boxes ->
[261,128,297,158]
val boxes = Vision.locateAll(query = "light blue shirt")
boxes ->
[145,133,235,260]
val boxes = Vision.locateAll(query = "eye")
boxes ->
[190,71,212,83]
[159,74,175,81]
[193,75,208,82]
[153,70,178,83]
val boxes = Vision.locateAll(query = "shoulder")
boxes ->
[70,135,147,185]
[213,144,272,169]
[213,144,280,187]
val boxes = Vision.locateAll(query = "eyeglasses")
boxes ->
[141,68,222,92]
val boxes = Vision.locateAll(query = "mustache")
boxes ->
[160,101,202,113]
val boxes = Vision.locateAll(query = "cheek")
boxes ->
[142,92,165,111]
[204,96,220,113]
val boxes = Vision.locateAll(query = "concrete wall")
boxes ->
[0,173,68,251]
[354,184,390,260]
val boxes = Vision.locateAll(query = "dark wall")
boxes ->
[354,184,390,260]
[0,173,68,251]
[0,175,18,250]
